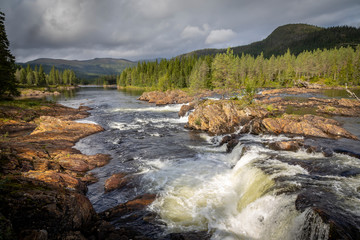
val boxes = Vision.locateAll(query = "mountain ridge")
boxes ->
[179,23,360,58]
[18,57,137,80]
[18,24,360,81]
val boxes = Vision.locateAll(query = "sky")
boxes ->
[2,0,360,62]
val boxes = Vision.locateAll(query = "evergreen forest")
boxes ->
[116,46,360,92]
[15,65,78,87]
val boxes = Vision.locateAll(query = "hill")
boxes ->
[18,58,137,80]
[180,24,360,58]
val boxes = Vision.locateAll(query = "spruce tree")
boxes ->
[0,11,19,97]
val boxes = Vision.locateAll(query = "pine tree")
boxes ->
[20,68,27,84]
[38,65,46,86]
[26,70,34,85]
[49,66,56,85]
[0,11,19,96]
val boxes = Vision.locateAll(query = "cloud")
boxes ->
[205,29,236,45]
[181,24,209,39]
[1,0,360,62]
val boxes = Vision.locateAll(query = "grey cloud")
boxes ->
[1,0,359,62]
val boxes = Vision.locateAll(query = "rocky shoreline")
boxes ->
[138,87,360,156]
[1,87,359,239]
[0,101,155,239]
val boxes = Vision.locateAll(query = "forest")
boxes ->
[116,45,360,92]
[15,65,78,87]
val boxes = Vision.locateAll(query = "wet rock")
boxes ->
[0,177,96,239]
[104,173,130,192]
[321,147,334,157]
[220,135,234,146]
[227,139,239,153]
[334,149,360,159]
[166,231,211,240]
[267,140,304,151]
[100,194,156,221]
[178,102,196,117]
[295,189,360,240]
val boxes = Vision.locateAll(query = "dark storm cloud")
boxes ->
[1,0,360,62]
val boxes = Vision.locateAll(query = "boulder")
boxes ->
[267,140,304,151]
[187,100,269,134]
[178,102,196,117]
[100,194,156,221]
[104,173,131,192]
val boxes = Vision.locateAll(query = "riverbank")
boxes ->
[0,99,154,239]
[16,86,78,99]
[139,87,360,155]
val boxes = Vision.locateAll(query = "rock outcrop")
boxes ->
[0,102,114,239]
[257,114,358,140]
[138,89,215,106]
[138,89,193,105]
[0,176,96,239]
[186,98,358,140]
[187,100,268,134]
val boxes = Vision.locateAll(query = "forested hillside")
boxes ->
[19,58,137,81]
[117,46,360,91]
[181,24,360,58]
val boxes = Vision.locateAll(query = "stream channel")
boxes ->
[57,87,360,240]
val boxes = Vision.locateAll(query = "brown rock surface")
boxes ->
[138,89,193,105]
[178,102,196,117]
[0,101,123,239]
[187,98,358,140]
[54,153,110,172]
[23,170,87,193]
[187,100,269,134]
[138,89,215,106]
[104,173,131,192]
[260,87,323,96]
[100,194,156,221]
[267,140,304,151]
[0,177,95,239]
[260,114,358,140]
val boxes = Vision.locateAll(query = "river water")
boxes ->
[58,87,360,240]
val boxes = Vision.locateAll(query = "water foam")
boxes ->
[111,104,184,113]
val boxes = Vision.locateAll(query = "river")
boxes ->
[57,87,360,240]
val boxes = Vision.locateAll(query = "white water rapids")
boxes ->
[58,88,360,240]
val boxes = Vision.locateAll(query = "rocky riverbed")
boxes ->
[0,100,155,239]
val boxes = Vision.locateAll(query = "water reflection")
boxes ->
[321,88,360,98]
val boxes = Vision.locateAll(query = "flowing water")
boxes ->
[58,87,360,239]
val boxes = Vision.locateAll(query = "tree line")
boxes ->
[116,45,360,92]
[15,65,78,87]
